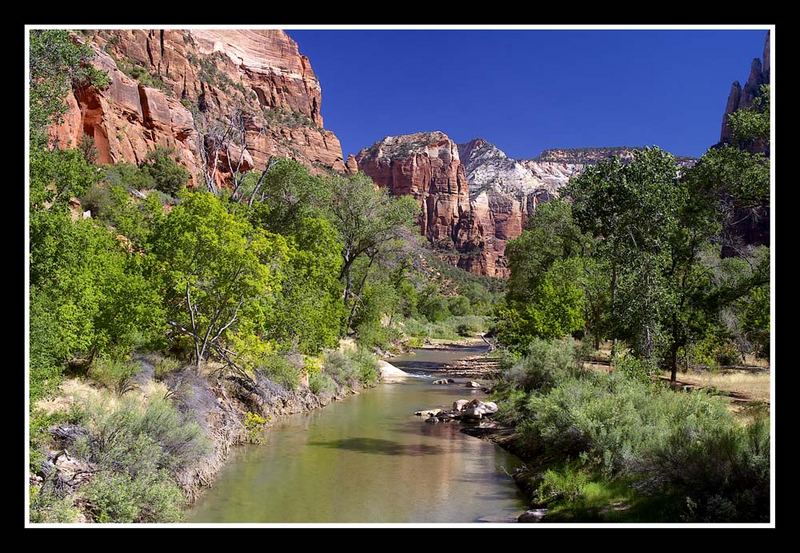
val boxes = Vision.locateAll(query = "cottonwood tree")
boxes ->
[150,192,287,370]
[325,173,418,328]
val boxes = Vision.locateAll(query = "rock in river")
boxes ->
[518,509,548,523]
[415,408,442,417]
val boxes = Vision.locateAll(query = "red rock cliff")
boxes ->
[356,132,515,278]
[49,29,345,185]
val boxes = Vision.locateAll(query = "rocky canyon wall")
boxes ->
[49,30,346,187]
[357,133,655,277]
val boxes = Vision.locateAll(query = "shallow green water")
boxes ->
[187,346,525,523]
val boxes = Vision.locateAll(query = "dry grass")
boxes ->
[34,377,171,416]
[670,369,771,403]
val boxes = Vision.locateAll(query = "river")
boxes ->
[186,345,526,523]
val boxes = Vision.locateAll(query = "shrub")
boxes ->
[350,348,380,385]
[322,348,379,387]
[29,488,82,523]
[322,350,358,387]
[82,470,183,523]
[537,465,590,504]
[259,355,301,391]
[613,353,656,382]
[154,356,182,380]
[309,371,337,396]
[635,414,770,522]
[504,337,584,393]
[406,336,425,348]
[75,395,210,475]
[447,295,471,316]
[139,147,189,196]
[244,412,268,445]
[89,356,139,395]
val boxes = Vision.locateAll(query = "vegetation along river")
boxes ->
[187,345,526,523]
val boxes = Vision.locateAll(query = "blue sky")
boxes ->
[288,29,768,160]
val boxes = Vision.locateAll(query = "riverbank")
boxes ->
[29,347,383,522]
[186,344,526,522]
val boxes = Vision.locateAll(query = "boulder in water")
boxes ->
[452,399,470,412]
[518,509,548,523]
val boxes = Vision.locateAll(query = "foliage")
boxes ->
[89,355,140,395]
[153,357,182,380]
[447,295,471,317]
[29,29,109,147]
[268,217,345,354]
[29,210,165,400]
[112,54,171,95]
[30,147,101,209]
[501,337,585,393]
[325,172,418,316]
[308,371,337,396]
[244,411,268,444]
[29,488,82,523]
[138,147,190,196]
[82,470,183,523]
[417,284,451,322]
[727,84,770,146]
[150,192,287,367]
[258,354,301,391]
[246,158,331,234]
[322,348,379,388]
[75,395,210,475]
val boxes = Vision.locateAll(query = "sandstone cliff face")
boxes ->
[720,30,770,147]
[359,134,696,278]
[355,131,474,249]
[355,132,506,276]
[49,30,345,185]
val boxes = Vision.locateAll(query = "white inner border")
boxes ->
[24,23,776,529]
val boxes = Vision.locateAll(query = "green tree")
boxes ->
[727,84,770,147]
[567,148,685,365]
[150,192,287,369]
[269,217,346,353]
[326,173,418,326]
[506,199,584,304]
[29,29,109,147]
[139,147,190,196]
[245,158,331,232]
[29,210,165,399]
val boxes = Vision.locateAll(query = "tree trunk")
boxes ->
[670,344,678,383]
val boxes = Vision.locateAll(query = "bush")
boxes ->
[503,337,584,393]
[636,415,770,522]
[322,348,379,387]
[322,350,358,387]
[350,348,380,385]
[154,356,182,380]
[259,355,301,391]
[447,295,471,316]
[82,470,183,523]
[139,147,189,196]
[244,411,268,444]
[537,465,590,504]
[613,354,656,382]
[89,356,139,395]
[309,371,337,396]
[75,395,210,476]
[30,488,82,523]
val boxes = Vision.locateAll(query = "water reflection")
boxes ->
[309,437,445,456]
[187,347,524,523]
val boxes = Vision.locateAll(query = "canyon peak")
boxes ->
[48,29,346,188]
